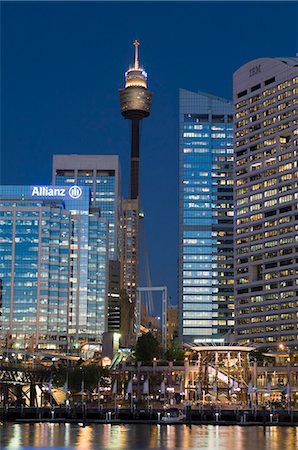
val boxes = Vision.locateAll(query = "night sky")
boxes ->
[1,1,297,307]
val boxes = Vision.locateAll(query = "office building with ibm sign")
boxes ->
[233,57,298,347]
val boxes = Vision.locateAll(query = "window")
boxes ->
[264,77,275,86]
[264,189,277,197]
[264,199,277,208]
[251,83,261,92]
[237,90,247,98]
[278,81,291,91]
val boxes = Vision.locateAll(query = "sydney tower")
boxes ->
[119,41,152,342]
[119,40,152,200]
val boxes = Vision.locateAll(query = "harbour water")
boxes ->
[1,423,297,450]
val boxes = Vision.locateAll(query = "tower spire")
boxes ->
[133,40,140,69]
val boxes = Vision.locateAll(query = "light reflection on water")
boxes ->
[1,423,297,450]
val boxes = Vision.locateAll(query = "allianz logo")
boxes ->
[31,185,82,199]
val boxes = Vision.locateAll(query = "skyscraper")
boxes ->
[0,185,108,352]
[179,89,234,344]
[52,154,121,261]
[119,41,152,324]
[52,154,122,336]
[233,57,298,347]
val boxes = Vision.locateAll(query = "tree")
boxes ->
[165,341,185,361]
[134,332,161,362]
[53,364,110,392]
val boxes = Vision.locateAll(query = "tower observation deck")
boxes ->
[119,40,153,199]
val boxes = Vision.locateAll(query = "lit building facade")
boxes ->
[0,185,108,352]
[179,89,234,344]
[233,57,298,347]
[52,154,121,261]
[107,260,121,332]
[121,198,139,306]
[52,154,122,338]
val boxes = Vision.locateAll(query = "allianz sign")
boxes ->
[31,185,82,199]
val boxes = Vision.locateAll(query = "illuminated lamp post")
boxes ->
[278,343,292,413]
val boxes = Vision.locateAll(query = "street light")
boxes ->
[167,387,174,406]
[278,343,292,412]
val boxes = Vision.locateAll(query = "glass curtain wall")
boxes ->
[179,89,234,343]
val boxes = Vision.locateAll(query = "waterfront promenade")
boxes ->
[1,405,297,426]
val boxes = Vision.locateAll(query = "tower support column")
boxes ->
[130,118,140,199]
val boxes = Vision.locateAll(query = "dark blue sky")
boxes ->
[1,1,297,306]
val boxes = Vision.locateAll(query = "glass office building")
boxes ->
[179,89,234,343]
[0,185,108,352]
[53,155,122,335]
[52,155,121,261]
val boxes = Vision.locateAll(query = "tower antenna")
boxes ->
[133,40,140,69]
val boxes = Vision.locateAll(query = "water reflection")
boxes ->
[76,425,92,450]
[4,423,21,449]
[1,423,297,450]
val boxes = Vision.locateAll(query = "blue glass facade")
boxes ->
[87,212,108,339]
[179,89,234,343]
[53,155,120,261]
[0,185,108,352]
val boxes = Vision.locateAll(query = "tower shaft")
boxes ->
[130,118,140,199]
